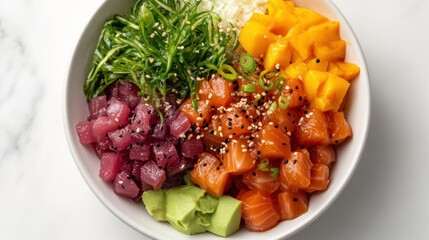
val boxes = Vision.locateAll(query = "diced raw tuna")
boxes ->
[167,158,192,177]
[170,112,191,138]
[120,159,133,175]
[88,95,107,119]
[130,103,155,135]
[165,134,179,146]
[164,93,178,107]
[93,143,104,158]
[92,116,119,142]
[123,95,141,110]
[141,181,154,192]
[106,99,131,127]
[108,127,133,151]
[113,171,140,198]
[97,135,113,151]
[152,142,180,168]
[162,173,184,188]
[108,81,139,98]
[135,101,156,117]
[164,106,180,127]
[180,136,204,159]
[141,160,166,190]
[107,81,142,109]
[76,120,95,144]
[151,122,167,140]
[99,152,123,181]
[130,131,147,144]
[131,160,144,182]
[129,143,150,161]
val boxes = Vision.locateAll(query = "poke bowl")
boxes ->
[63,0,370,239]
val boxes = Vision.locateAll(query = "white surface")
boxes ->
[0,0,428,239]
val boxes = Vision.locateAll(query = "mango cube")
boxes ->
[314,40,346,61]
[328,61,361,81]
[311,73,350,111]
[264,40,292,71]
[239,20,277,58]
[303,70,328,100]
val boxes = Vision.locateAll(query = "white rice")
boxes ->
[194,0,268,29]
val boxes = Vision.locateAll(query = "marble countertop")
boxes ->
[1,0,428,239]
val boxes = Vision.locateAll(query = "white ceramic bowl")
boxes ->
[63,0,370,239]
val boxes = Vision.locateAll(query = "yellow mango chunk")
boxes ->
[303,70,328,100]
[290,21,341,60]
[328,61,360,81]
[268,0,297,35]
[280,62,308,79]
[314,40,346,61]
[294,7,327,29]
[268,0,294,15]
[307,58,329,72]
[285,23,305,39]
[285,0,295,8]
[239,20,277,58]
[264,40,292,71]
[312,73,350,112]
[250,13,279,32]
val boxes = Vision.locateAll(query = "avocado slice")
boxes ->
[197,194,219,214]
[207,196,242,237]
[143,185,243,237]
[165,185,207,235]
[142,189,166,221]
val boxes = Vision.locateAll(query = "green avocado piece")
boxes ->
[142,189,166,221]
[197,194,219,214]
[207,196,242,237]
[165,185,207,235]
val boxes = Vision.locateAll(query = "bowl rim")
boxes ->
[62,0,371,239]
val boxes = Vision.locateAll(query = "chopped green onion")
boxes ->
[257,159,278,178]
[239,54,256,73]
[257,159,270,171]
[262,69,278,80]
[258,70,277,91]
[271,167,279,178]
[218,64,238,81]
[278,95,289,109]
[276,76,286,90]
[267,102,277,114]
[242,84,256,92]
